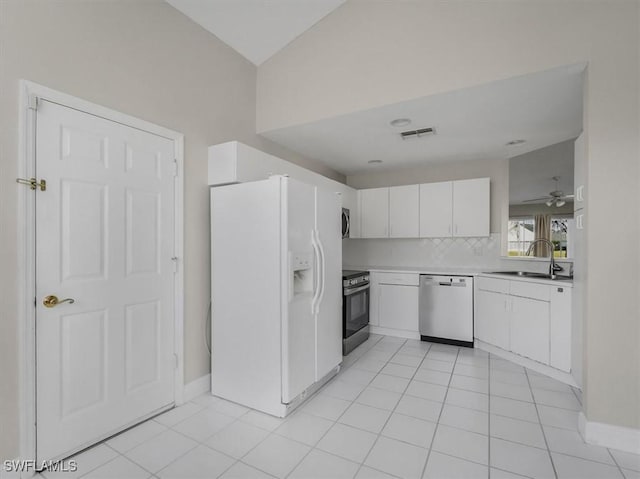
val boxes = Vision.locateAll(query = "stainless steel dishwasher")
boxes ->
[419,275,474,347]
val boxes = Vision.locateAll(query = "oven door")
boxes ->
[343,284,369,338]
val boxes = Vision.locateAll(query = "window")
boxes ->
[508,216,574,257]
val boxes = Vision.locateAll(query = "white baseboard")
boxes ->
[475,340,578,388]
[579,412,640,455]
[370,326,420,340]
[183,374,211,403]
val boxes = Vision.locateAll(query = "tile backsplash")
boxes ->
[343,234,503,269]
[343,233,573,274]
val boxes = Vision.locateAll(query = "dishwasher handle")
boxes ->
[420,275,469,287]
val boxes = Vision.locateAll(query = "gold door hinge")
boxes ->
[16,178,46,191]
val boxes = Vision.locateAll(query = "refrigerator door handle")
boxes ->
[316,230,326,314]
[311,230,321,314]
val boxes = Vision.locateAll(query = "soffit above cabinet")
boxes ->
[260,64,584,175]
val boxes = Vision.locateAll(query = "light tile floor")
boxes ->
[38,335,640,479]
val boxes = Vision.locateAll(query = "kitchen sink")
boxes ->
[487,271,571,281]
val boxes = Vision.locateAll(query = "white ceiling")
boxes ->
[509,140,575,205]
[261,64,585,176]
[166,0,346,65]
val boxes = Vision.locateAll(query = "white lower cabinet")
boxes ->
[550,286,572,372]
[475,276,572,373]
[379,284,419,331]
[475,289,510,350]
[369,272,419,336]
[510,296,550,364]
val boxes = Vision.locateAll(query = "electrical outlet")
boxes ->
[473,246,483,256]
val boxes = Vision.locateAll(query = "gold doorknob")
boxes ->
[43,295,75,308]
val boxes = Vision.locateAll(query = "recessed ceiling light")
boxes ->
[368,160,383,164]
[506,139,526,146]
[390,118,411,127]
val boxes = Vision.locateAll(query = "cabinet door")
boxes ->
[452,178,490,237]
[379,284,419,332]
[475,289,510,350]
[550,286,572,372]
[389,185,419,238]
[369,273,380,326]
[419,181,452,237]
[360,187,389,238]
[510,296,550,364]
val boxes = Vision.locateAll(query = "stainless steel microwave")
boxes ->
[342,208,350,238]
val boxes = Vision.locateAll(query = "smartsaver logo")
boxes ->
[3,459,78,473]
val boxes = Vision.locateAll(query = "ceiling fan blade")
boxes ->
[522,197,551,203]
[563,194,575,199]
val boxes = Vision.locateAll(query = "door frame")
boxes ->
[17,80,185,464]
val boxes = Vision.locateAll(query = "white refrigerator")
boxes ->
[210,175,342,417]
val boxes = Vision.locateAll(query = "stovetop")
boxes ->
[342,269,369,280]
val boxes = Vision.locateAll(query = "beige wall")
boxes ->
[0,0,342,460]
[258,1,640,431]
[347,158,508,234]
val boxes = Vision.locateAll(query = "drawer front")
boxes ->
[376,272,419,286]
[476,276,510,294]
[509,280,550,302]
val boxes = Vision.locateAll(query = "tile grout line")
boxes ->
[279,334,389,479]
[523,367,559,479]
[356,338,441,478]
[419,345,462,479]
[352,337,415,478]
[605,447,628,478]
[63,336,603,479]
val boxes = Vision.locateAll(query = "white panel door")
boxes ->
[452,178,490,237]
[359,187,389,238]
[389,185,419,238]
[314,187,342,381]
[36,101,175,461]
[419,181,453,237]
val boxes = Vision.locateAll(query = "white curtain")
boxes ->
[534,214,551,256]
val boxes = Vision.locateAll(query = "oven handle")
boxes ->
[344,284,370,296]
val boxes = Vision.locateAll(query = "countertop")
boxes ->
[344,265,573,287]
[477,272,573,287]
[344,265,488,275]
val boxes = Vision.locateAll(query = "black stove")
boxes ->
[342,270,370,355]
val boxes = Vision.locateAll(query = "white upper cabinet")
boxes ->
[419,181,453,237]
[452,178,490,237]
[359,187,389,238]
[359,177,490,239]
[389,185,419,238]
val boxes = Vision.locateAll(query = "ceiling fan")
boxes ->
[523,176,574,207]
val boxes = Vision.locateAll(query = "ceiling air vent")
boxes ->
[400,127,436,140]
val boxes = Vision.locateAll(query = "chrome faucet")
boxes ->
[526,239,557,278]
